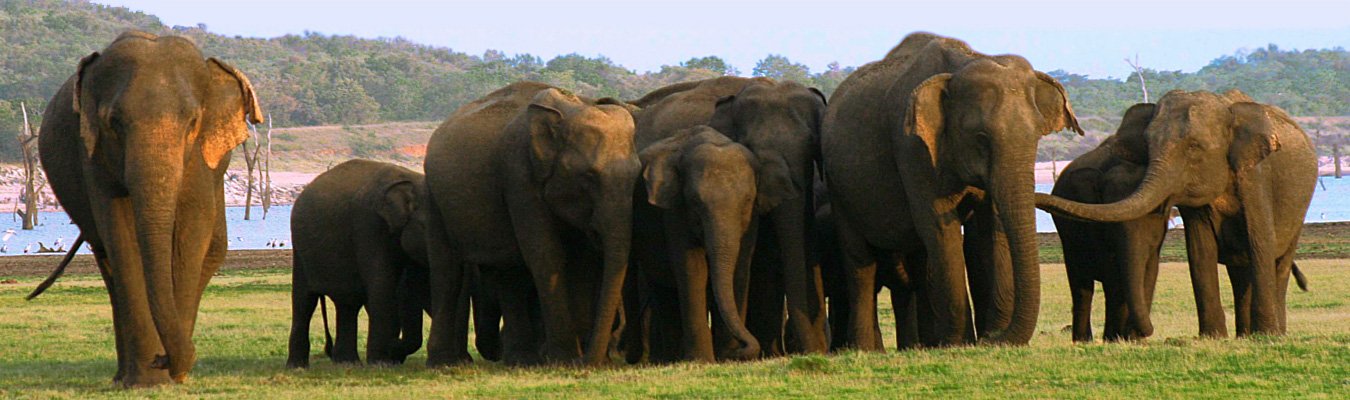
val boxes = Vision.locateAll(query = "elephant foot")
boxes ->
[119,368,174,388]
[285,357,309,369]
[425,352,472,368]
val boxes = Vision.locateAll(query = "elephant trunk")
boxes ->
[984,145,1039,345]
[774,197,828,353]
[1036,159,1175,223]
[584,175,636,365]
[126,144,194,381]
[704,214,760,360]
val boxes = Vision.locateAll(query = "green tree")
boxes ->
[752,54,811,85]
[680,56,739,76]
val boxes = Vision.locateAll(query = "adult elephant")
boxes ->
[821,32,1082,349]
[1038,90,1317,337]
[422,82,640,366]
[630,76,830,355]
[35,31,261,386]
[287,160,429,368]
[1050,104,1168,342]
[627,126,762,362]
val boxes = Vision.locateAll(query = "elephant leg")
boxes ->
[91,197,170,387]
[394,262,430,361]
[287,264,318,368]
[518,242,581,363]
[619,268,647,364]
[95,252,130,382]
[745,243,785,357]
[1274,246,1298,332]
[1102,278,1130,342]
[1068,275,1095,343]
[472,266,503,362]
[963,203,1013,339]
[493,265,542,366]
[892,286,919,350]
[1238,187,1283,335]
[332,302,362,364]
[674,247,714,362]
[1180,209,1227,338]
[834,215,881,351]
[1227,262,1253,337]
[424,196,470,367]
[363,264,402,365]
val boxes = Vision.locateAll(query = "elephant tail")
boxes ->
[1292,262,1308,292]
[25,234,84,300]
[320,296,334,357]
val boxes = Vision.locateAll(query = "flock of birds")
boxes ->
[0,228,289,253]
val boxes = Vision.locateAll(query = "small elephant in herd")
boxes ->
[1046,94,1315,341]
[626,126,763,363]
[26,31,1325,387]
[287,159,430,368]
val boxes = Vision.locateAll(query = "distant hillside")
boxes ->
[0,0,1346,163]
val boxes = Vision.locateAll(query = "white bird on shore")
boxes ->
[23,243,33,253]
[1,244,8,253]
[2,228,15,242]
[54,236,65,248]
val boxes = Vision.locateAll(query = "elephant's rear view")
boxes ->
[36,31,262,387]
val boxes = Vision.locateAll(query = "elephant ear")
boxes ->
[904,73,951,166]
[73,52,100,159]
[708,95,739,140]
[808,87,828,106]
[1110,103,1156,165]
[754,151,798,214]
[526,102,565,183]
[201,58,264,169]
[1033,71,1084,136]
[639,134,687,209]
[376,180,418,233]
[1227,102,1285,172]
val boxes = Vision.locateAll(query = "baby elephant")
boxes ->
[287,160,429,368]
[627,125,764,362]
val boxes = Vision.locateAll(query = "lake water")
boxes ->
[4,178,1349,256]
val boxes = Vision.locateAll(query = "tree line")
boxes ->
[1,0,1346,163]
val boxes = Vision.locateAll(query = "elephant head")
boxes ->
[520,88,641,363]
[640,125,761,360]
[372,176,428,267]
[1037,89,1291,222]
[706,79,832,351]
[72,32,261,379]
[905,52,1082,344]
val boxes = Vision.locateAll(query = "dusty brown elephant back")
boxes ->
[38,31,261,387]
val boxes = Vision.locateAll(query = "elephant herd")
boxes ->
[30,31,1317,387]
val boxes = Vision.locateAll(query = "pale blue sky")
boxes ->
[96,0,1350,79]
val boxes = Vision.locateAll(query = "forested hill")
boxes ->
[1,0,1347,162]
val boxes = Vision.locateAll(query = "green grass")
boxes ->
[1,260,1347,398]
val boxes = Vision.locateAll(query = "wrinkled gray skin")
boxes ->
[626,126,761,362]
[630,76,830,356]
[1039,90,1317,337]
[38,32,261,387]
[422,82,640,366]
[821,32,1082,349]
[1051,104,1168,342]
[287,160,430,368]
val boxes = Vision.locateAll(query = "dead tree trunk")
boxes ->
[242,123,264,220]
[18,102,39,230]
[1125,55,1149,103]
[1335,141,1343,179]
[261,115,273,219]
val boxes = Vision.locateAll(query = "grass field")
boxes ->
[1,256,1347,397]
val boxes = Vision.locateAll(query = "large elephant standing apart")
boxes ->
[821,32,1082,349]
[287,160,430,368]
[37,31,261,386]
[1051,104,1168,342]
[630,76,830,356]
[422,82,640,366]
[1038,90,1317,337]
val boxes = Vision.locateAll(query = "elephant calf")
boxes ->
[287,160,429,368]
[627,126,762,362]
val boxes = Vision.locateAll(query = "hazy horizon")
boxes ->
[91,0,1350,80]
